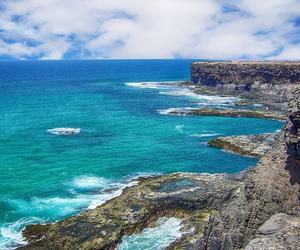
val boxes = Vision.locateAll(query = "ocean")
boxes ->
[0,60,283,249]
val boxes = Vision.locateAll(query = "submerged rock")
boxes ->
[160,107,285,120]
[47,128,81,135]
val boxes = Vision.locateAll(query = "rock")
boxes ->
[191,62,300,112]
[245,213,300,250]
[47,128,81,135]
[161,107,285,120]
[208,133,280,158]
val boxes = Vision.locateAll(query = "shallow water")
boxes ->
[0,60,283,249]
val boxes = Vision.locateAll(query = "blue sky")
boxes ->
[0,0,300,60]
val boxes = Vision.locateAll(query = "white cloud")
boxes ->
[0,0,299,59]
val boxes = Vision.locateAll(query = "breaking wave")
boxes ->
[0,174,156,250]
[126,81,239,107]
[117,217,183,250]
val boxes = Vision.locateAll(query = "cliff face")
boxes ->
[285,87,300,158]
[191,62,300,104]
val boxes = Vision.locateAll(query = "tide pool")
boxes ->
[0,60,283,249]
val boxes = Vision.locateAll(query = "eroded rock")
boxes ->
[208,133,280,158]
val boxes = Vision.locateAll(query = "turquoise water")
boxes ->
[0,60,283,249]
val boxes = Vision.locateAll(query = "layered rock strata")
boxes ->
[191,62,300,112]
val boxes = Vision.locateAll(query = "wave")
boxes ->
[189,133,220,138]
[0,217,43,250]
[0,175,147,249]
[73,176,112,189]
[158,107,193,116]
[126,81,240,107]
[125,81,182,90]
[160,89,239,105]
[117,217,183,250]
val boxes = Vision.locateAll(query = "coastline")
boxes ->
[18,62,300,250]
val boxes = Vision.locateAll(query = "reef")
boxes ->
[162,107,285,120]
[19,62,300,250]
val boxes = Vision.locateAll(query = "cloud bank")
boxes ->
[0,0,300,60]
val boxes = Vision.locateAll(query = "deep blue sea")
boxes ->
[0,60,283,249]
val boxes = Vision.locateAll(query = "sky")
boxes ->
[0,0,300,60]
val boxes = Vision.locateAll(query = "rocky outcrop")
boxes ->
[244,213,300,250]
[208,133,280,158]
[191,62,300,90]
[18,173,238,250]
[162,107,285,120]
[191,62,300,112]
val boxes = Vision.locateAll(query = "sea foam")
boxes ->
[0,175,143,249]
[0,217,42,250]
[117,217,183,250]
[189,133,220,138]
[126,81,239,107]
[157,107,193,116]
[125,81,179,89]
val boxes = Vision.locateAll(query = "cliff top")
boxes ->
[192,61,300,65]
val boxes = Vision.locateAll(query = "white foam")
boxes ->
[47,128,81,135]
[0,217,42,250]
[189,133,220,138]
[126,81,239,107]
[159,88,239,104]
[125,81,180,90]
[158,107,193,116]
[125,82,162,89]
[117,217,183,250]
[0,174,149,249]
[73,176,111,189]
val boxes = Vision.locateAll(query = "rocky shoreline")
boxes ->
[18,62,300,250]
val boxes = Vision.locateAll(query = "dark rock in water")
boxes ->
[161,107,285,120]
[47,128,81,135]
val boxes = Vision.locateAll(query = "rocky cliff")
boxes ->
[191,62,300,110]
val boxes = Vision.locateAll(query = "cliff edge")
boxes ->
[191,61,300,111]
